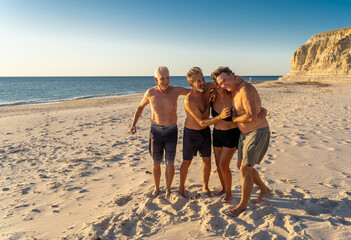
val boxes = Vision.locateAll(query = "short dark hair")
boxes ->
[211,67,233,83]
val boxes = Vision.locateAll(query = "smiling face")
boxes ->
[216,73,236,92]
[155,70,170,91]
[190,73,206,92]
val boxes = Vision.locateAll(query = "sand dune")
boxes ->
[1,81,351,239]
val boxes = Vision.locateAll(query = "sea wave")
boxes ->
[0,91,144,108]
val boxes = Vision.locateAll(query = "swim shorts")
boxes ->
[183,127,211,161]
[238,126,270,166]
[149,124,178,164]
[213,127,241,148]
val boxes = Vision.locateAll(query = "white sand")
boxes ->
[1,81,351,239]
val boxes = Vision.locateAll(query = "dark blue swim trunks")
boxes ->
[149,124,178,164]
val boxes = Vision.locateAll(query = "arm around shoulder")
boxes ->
[185,97,230,128]
[175,86,191,96]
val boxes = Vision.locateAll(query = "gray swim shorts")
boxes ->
[238,126,270,167]
[149,124,178,164]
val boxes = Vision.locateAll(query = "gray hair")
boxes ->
[154,66,169,78]
[186,67,203,84]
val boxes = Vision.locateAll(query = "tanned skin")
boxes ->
[130,69,190,197]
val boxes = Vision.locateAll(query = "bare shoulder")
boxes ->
[148,87,158,96]
[241,83,257,96]
[184,91,195,104]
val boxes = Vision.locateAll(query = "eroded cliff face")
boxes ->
[280,26,351,81]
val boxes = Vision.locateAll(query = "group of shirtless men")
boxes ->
[130,66,271,217]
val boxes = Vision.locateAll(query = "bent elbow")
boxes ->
[198,121,207,128]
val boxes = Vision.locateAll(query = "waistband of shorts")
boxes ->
[151,124,177,131]
[213,127,238,132]
[184,126,210,133]
[242,126,270,136]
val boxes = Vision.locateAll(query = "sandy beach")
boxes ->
[1,80,351,239]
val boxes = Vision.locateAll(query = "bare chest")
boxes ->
[233,93,244,113]
[149,93,178,111]
[197,97,210,115]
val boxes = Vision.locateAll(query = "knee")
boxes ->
[202,158,211,165]
[166,163,175,169]
[240,166,253,177]
[181,160,192,168]
[219,162,228,171]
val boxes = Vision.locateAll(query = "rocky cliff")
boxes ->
[279,26,351,81]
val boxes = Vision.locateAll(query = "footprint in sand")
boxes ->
[115,195,132,206]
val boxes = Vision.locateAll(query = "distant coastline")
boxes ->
[0,76,281,107]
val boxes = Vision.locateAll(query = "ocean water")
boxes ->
[0,76,281,107]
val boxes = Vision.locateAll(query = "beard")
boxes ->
[159,84,169,91]
[197,84,206,92]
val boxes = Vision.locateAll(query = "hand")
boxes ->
[257,107,267,119]
[130,126,137,135]
[237,160,242,170]
[219,107,231,119]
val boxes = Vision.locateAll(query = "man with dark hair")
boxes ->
[211,66,271,217]
[179,67,232,197]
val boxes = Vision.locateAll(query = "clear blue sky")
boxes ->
[0,0,350,76]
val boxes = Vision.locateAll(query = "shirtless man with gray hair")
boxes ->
[211,66,271,217]
[130,66,190,197]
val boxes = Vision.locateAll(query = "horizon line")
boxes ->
[0,74,284,78]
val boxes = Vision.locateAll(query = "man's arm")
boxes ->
[130,90,150,134]
[206,82,216,90]
[232,87,257,123]
[184,98,230,128]
[175,86,191,96]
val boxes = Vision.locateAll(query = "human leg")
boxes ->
[202,157,212,196]
[152,163,161,197]
[164,127,178,196]
[253,168,271,203]
[165,163,175,196]
[227,165,253,217]
[213,146,225,195]
[149,126,164,197]
[179,160,192,197]
[219,147,236,202]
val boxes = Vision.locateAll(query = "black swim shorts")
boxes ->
[149,124,178,164]
[183,127,211,161]
[213,127,241,148]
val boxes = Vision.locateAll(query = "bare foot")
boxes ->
[178,188,186,198]
[149,188,160,198]
[226,206,247,217]
[165,189,171,197]
[203,188,212,197]
[215,188,226,196]
[221,194,232,203]
[255,188,271,203]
